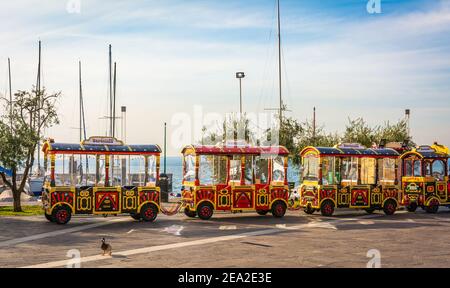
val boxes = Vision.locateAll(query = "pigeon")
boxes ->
[101,238,112,256]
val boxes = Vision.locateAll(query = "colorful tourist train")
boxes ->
[41,136,162,224]
[400,143,450,213]
[298,142,450,216]
[41,136,449,224]
[180,141,290,220]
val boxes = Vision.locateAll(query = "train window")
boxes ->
[147,155,157,185]
[414,160,422,176]
[109,155,125,187]
[322,157,337,185]
[244,156,254,185]
[360,158,376,185]
[183,154,196,183]
[302,154,319,181]
[341,157,358,184]
[229,155,242,183]
[255,157,269,184]
[110,155,129,186]
[199,155,228,185]
[424,161,432,177]
[432,160,445,181]
[272,156,285,182]
[213,156,228,185]
[378,158,396,184]
[130,156,145,186]
[404,159,422,177]
[96,155,107,186]
[199,155,213,185]
[73,154,89,186]
[54,154,71,186]
[84,155,96,186]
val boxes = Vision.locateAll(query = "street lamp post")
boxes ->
[236,72,245,115]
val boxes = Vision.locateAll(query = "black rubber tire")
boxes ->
[44,212,55,222]
[184,207,197,218]
[383,199,397,216]
[271,201,287,218]
[425,200,439,214]
[197,202,214,220]
[303,205,315,215]
[52,205,72,225]
[406,202,418,213]
[320,200,335,217]
[130,213,141,221]
[256,210,269,216]
[365,208,376,214]
[140,203,158,222]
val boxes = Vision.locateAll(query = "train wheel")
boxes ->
[256,210,269,216]
[271,201,287,218]
[44,212,55,222]
[320,200,335,217]
[406,202,418,213]
[52,206,72,225]
[303,205,315,215]
[425,199,439,214]
[365,208,375,214]
[184,207,197,218]
[197,202,214,220]
[383,200,397,215]
[140,203,158,222]
[130,213,142,221]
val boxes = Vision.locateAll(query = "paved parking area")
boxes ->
[1,208,450,268]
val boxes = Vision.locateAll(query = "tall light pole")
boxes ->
[236,72,245,115]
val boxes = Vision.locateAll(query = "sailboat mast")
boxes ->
[8,58,12,129]
[113,62,117,138]
[277,0,283,126]
[37,40,42,172]
[79,61,82,142]
[78,61,87,141]
[108,44,112,137]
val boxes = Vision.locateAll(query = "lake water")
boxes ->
[33,156,300,192]
[163,157,300,192]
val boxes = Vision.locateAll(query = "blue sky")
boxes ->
[0,0,449,155]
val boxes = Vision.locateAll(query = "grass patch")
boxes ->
[0,205,44,216]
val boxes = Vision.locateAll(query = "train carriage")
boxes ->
[299,144,402,216]
[41,136,162,224]
[400,144,450,213]
[181,141,290,220]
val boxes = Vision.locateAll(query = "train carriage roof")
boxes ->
[43,142,161,154]
[400,145,449,159]
[301,146,400,157]
[182,144,289,156]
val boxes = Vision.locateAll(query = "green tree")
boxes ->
[343,117,412,147]
[278,116,304,166]
[375,119,412,146]
[0,88,60,212]
[200,114,253,145]
[342,117,376,147]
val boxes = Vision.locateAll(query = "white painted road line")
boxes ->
[219,225,237,230]
[163,225,184,236]
[0,218,129,248]
[23,228,283,268]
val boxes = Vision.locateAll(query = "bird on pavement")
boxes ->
[101,238,112,256]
